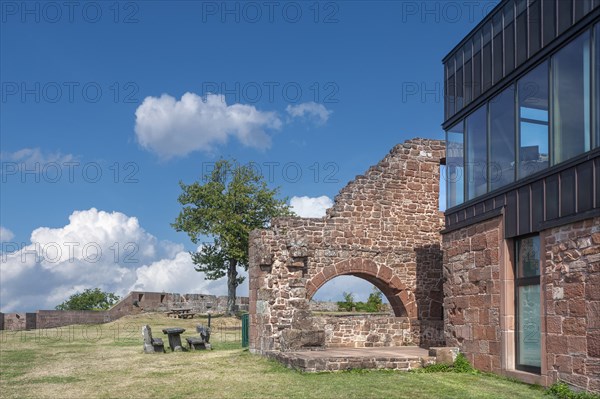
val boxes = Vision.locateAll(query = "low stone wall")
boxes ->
[1,291,251,331]
[36,310,112,330]
[316,315,413,348]
[315,315,445,349]
[268,351,428,372]
[308,301,339,312]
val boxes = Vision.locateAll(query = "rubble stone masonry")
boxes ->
[544,218,600,393]
[443,216,600,393]
[249,138,446,354]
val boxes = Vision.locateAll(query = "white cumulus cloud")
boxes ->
[286,102,332,125]
[0,226,14,242]
[290,195,333,218]
[134,92,282,159]
[0,208,238,312]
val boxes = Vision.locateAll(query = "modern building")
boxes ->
[442,0,600,392]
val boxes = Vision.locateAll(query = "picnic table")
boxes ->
[165,308,195,319]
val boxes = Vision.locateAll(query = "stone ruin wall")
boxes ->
[1,291,250,331]
[315,314,419,348]
[249,138,446,354]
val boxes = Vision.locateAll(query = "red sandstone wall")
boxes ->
[3,313,28,331]
[543,218,600,393]
[249,138,446,353]
[442,217,503,372]
[443,215,600,393]
[36,310,110,329]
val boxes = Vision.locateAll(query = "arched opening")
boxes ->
[308,273,408,317]
[310,275,391,313]
[305,259,416,318]
[306,271,416,349]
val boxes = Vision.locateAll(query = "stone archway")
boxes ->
[248,138,446,354]
[306,259,416,318]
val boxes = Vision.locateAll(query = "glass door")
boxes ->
[515,235,541,373]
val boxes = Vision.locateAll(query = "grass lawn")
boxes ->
[0,313,548,399]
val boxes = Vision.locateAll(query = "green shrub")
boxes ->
[452,353,476,373]
[413,352,477,374]
[547,382,600,399]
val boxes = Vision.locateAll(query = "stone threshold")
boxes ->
[266,346,436,372]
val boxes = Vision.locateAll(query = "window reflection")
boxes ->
[446,123,465,208]
[552,32,591,164]
[518,62,549,179]
[466,106,488,200]
[490,86,516,190]
[445,23,599,206]
[596,23,600,148]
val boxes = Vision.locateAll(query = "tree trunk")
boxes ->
[227,260,237,316]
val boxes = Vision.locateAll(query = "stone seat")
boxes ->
[151,337,165,350]
[142,325,165,354]
[185,325,211,350]
[186,337,211,350]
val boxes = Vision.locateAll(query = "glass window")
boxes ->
[447,74,455,118]
[557,0,573,34]
[494,32,504,83]
[493,13,504,83]
[516,236,540,278]
[595,24,600,148]
[518,62,549,178]
[542,0,556,47]
[446,60,455,119]
[465,59,473,104]
[446,123,465,208]
[574,0,592,21]
[515,235,541,373]
[466,106,488,200]
[552,32,591,165]
[516,6,528,65]
[483,42,492,91]
[474,50,482,97]
[456,52,463,111]
[490,86,516,191]
[529,0,541,55]
[505,19,515,75]
[483,23,493,91]
[464,42,472,105]
[456,67,464,110]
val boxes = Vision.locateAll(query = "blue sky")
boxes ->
[0,1,497,311]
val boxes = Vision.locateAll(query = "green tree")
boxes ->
[365,287,384,312]
[337,291,355,312]
[55,288,120,311]
[172,159,293,315]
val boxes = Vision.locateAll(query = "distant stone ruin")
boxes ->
[0,291,249,331]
